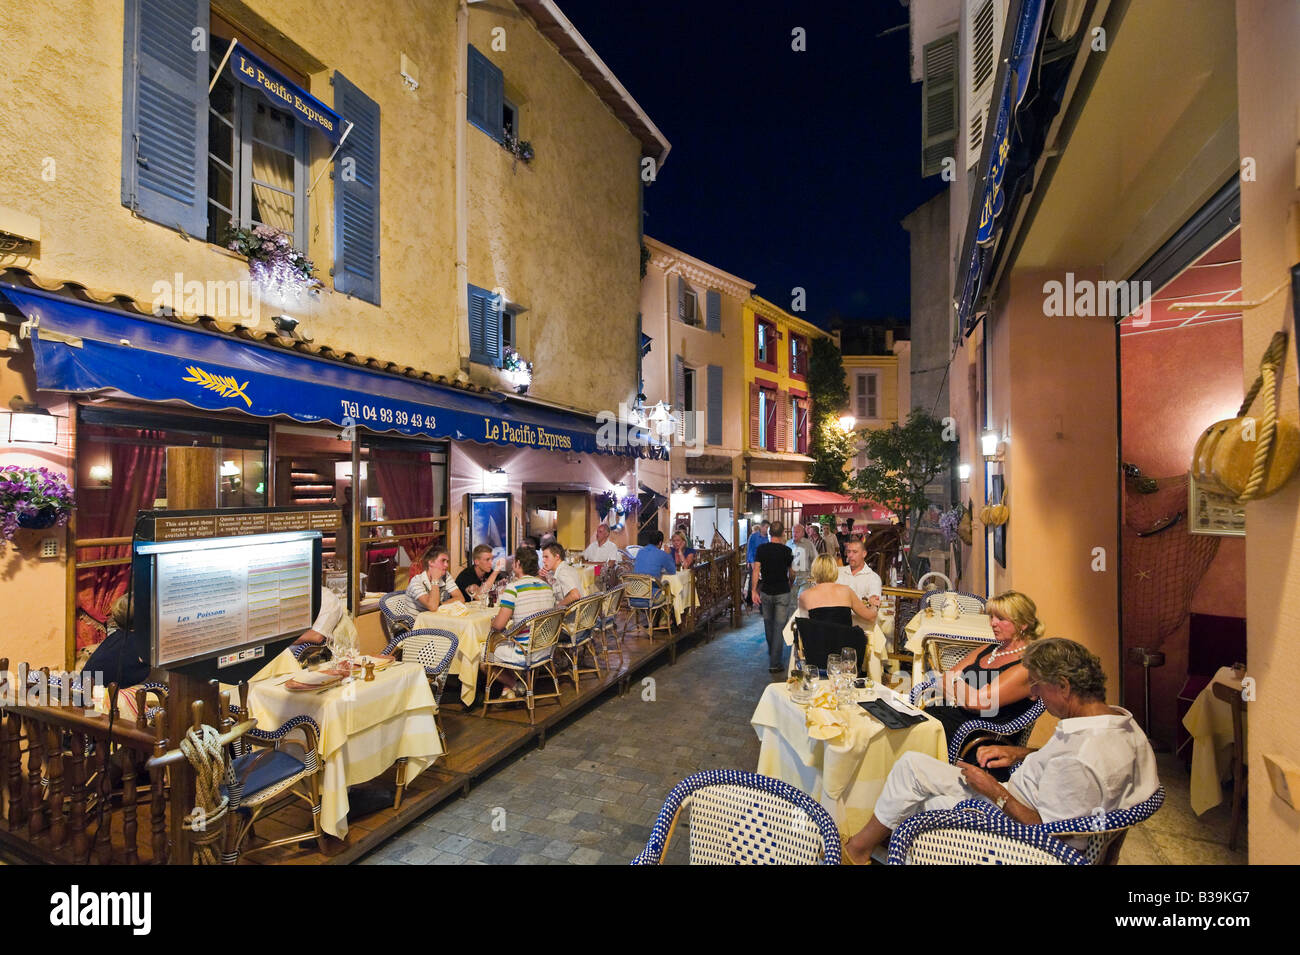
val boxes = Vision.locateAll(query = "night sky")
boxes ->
[554,0,947,328]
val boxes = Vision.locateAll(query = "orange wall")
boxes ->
[1237,0,1300,864]
[992,270,1121,696]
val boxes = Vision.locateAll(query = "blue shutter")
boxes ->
[121,0,208,236]
[332,71,381,305]
[467,45,504,142]
[468,284,503,368]
[706,365,723,446]
[705,290,721,332]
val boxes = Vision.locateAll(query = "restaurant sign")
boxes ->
[150,508,340,542]
[227,44,344,143]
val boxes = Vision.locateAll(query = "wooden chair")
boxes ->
[1211,680,1247,850]
[556,593,605,691]
[595,585,626,664]
[622,573,674,644]
[481,607,566,724]
[221,684,325,860]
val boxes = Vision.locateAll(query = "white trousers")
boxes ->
[873,751,983,830]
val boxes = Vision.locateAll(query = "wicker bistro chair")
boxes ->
[909,666,1046,765]
[481,607,566,724]
[887,787,1166,865]
[919,633,997,675]
[379,591,421,640]
[595,585,627,663]
[222,688,325,860]
[556,593,605,691]
[921,590,987,614]
[631,770,841,865]
[622,573,674,644]
[382,627,459,740]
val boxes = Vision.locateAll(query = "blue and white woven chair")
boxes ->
[887,787,1165,865]
[481,607,566,724]
[222,687,325,860]
[622,573,674,644]
[556,593,605,691]
[379,591,421,640]
[631,770,841,865]
[909,672,1046,764]
[921,590,987,613]
[380,627,458,809]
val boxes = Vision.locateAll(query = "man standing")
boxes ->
[745,520,770,606]
[542,542,584,607]
[820,521,841,566]
[582,523,620,563]
[752,522,795,673]
[788,523,818,594]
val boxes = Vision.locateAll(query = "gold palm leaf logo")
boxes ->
[182,365,252,407]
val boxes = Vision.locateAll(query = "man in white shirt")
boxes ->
[837,538,881,625]
[542,542,584,607]
[291,587,347,647]
[582,523,621,563]
[788,523,818,593]
[842,638,1160,863]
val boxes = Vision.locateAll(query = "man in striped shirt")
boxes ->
[487,546,557,699]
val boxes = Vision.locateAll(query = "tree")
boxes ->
[807,337,853,492]
[849,409,956,584]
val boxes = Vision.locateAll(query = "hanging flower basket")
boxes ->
[225,223,323,304]
[503,347,533,395]
[1,466,74,549]
[595,489,616,520]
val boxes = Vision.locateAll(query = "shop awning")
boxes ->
[4,284,658,458]
[760,487,892,522]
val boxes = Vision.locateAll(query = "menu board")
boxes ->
[152,537,316,666]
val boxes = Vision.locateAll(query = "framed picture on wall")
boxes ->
[467,494,512,558]
[990,473,1006,568]
[1188,474,1246,537]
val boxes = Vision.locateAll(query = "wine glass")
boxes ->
[840,647,858,679]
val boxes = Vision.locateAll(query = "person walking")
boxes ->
[752,521,795,674]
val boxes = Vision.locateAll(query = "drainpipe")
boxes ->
[455,1,470,371]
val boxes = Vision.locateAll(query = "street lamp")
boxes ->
[838,415,856,432]
[958,463,972,482]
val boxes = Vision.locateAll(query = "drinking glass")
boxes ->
[840,647,858,678]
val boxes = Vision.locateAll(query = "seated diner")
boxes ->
[486,546,557,699]
[406,545,464,610]
[542,542,585,607]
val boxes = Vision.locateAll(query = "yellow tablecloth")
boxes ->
[663,570,699,623]
[751,682,947,835]
[244,661,442,839]
[413,606,498,706]
[576,563,599,594]
[781,607,889,683]
[1182,666,1246,816]
[904,611,994,682]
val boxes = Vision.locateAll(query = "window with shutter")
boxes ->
[763,388,778,451]
[755,318,777,370]
[705,290,721,332]
[121,0,209,237]
[921,32,958,178]
[748,383,761,449]
[706,365,723,446]
[682,366,697,444]
[673,355,686,441]
[964,0,1006,170]
[468,283,503,368]
[856,374,868,418]
[467,45,504,142]
[333,71,381,305]
[682,286,699,326]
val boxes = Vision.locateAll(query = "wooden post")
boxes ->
[162,446,221,864]
[731,475,742,627]
[350,435,361,614]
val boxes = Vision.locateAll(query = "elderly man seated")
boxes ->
[582,523,620,563]
[842,637,1159,864]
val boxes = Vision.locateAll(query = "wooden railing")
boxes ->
[0,662,168,865]
[685,548,738,632]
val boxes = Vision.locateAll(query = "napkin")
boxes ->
[804,686,847,741]
[436,601,470,617]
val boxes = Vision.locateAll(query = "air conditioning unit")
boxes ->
[963,0,1008,170]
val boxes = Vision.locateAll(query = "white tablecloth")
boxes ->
[663,570,699,624]
[1182,666,1246,816]
[904,611,994,682]
[751,682,947,835]
[413,606,498,706]
[244,661,442,838]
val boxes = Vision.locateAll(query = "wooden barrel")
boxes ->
[1192,415,1300,500]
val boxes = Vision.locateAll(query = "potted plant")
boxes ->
[502,347,533,394]
[595,489,617,520]
[225,223,323,305]
[1,466,74,548]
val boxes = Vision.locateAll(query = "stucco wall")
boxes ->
[0,0,460,373]
[902,191,951,415]
[465,8,642,417]
[1237,0,1300,865]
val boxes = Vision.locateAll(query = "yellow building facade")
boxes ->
[0,0,666,668]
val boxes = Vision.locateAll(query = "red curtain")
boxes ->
[75,432,165,651]
[370,448,437,570]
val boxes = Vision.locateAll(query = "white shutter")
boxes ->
[964,0,1007,170]
[921,33,958,178]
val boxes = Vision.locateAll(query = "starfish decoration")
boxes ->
[1135,569,1152,581]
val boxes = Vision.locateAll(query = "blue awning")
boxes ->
[3,285,658,458]
[955,0,1047,335]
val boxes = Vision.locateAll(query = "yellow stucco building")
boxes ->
[0,0,666,668]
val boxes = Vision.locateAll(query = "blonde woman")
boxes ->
[798,554,876,624]
[924,590,1044,751]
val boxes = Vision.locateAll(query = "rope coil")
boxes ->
[178,723,235,865]
[1235,331,1289,503]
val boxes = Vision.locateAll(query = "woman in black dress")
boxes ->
[923,591,1043,758]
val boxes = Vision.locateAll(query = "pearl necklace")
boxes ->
[984,640,1026,665]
